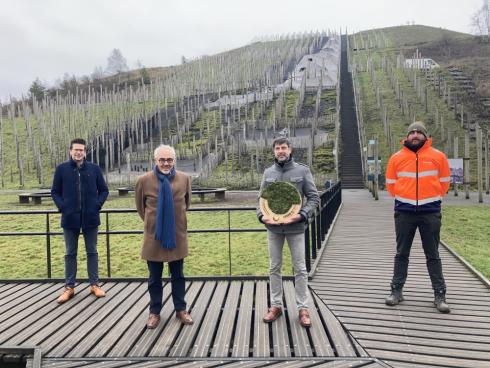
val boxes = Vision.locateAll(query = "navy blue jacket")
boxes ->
[51,159,109,229]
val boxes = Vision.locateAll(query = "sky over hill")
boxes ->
[0,0,482,101]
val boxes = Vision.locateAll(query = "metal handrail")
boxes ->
[0,182,342,279]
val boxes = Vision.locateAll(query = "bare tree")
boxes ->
[91,65,106,81]
[106,48,129,75]
[472,0,490,42]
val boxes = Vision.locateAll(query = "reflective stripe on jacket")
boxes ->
[386,138,450,213]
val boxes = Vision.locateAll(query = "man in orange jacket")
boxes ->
[385,121,451,313]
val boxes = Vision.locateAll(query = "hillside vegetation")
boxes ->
[0,31,339,190]
[349,25,489,187]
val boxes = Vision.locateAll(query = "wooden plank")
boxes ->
[315,295,490,314]
[168,281,216,357]
[148,281,203,357]
[300,290,335,357]
[353,331,490,352]
[46,282,140,357]
[282,281,312,357]
[67,282,148,357]
[0,282,95,344]
[231,282,254,357]
[220,361,270,368]
[270,293,290,357]
[360,339,490,361]
[117,282,173,357]
[0,283,60,324]
[338,315,490,336]
[334,310,490,329]
[0,283,19,294]
[15,283,122,350]
[311,292,356,357]
[0,283,54,314]
[312,361,378,368]
[328,302,490,320]
[86,282,159,357]
[345,323,490,344]
[41,361,134,368]
[211,280,241,357]
[190,280,228,357]
[40,361,93,368]
[368,348,490,368]
[0,283,41,307]
[252,280,270,357]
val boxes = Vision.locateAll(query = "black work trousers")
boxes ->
[391,211,446,291]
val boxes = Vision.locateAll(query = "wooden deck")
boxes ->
[310,189,490,368]
[0,279,383,367]
[2,189,489,367]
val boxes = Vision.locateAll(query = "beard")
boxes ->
[404,138,426,152]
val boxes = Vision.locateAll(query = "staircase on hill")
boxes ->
[339,35,364,189]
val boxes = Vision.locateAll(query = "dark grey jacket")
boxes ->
[257,159,320,234]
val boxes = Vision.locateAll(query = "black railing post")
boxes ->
[46,213,52,279]
[106,212,111,277]
[311,216,317,260]
[304,225,311,272]
[228,210,232,276]
[316,209,322,250]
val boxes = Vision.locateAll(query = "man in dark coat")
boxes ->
[51,138,109,303]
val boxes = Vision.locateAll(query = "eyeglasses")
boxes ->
[157,158,174,164]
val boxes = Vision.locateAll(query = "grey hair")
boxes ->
[154,144,176,160]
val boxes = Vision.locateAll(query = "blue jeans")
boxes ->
[63,227,99,287]
[147,259,186,315]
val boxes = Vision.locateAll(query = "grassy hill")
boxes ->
[350,24,489,186]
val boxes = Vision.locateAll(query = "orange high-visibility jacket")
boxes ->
[386,138,451,212]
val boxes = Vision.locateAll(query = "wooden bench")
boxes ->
[18,191,52,205]
[117,186,226,201]
[193,188,226,202]
[117,187,134,196]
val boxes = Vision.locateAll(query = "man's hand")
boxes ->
[262,214,302,225]
[281,214,302,225]
[262,217,278,225]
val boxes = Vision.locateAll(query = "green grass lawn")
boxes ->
[0,193,488,281]
[0,193,292,279]
[441,205,490,279]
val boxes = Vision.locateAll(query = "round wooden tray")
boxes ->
[259,197,301,222]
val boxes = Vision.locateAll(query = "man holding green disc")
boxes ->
[257,137,320,327]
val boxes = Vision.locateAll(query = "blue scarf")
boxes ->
[153,166,177,249]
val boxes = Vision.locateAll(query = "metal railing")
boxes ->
[0,182,341,279]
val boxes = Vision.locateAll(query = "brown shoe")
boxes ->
[263,306,282,323]
[57,287,75,304]
[147,313,161,329]
[90,284,105,298]
[176,310,194,325]
[299,308,311,327]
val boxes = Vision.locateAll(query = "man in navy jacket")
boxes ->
[51,138,109,303]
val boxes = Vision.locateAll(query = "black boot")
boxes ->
[434,289,450,313]
[385,284,404,306]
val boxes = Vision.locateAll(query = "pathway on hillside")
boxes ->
[339,35,363,189]
[310,189,490,368]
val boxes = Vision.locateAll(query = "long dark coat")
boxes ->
[135,170,191,262]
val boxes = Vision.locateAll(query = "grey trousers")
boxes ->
[267,231,309,309]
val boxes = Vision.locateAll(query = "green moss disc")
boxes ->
[260,181,301,214]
